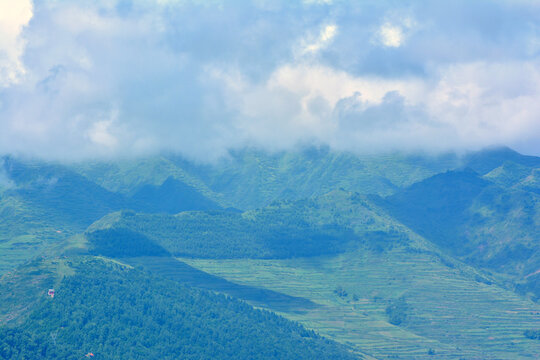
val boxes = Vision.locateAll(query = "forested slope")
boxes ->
[0,259,359,360]
[85,208,360,259]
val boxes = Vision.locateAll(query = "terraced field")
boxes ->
[122,256,316,312]
[181,247,540,359]
[0,231,70,274]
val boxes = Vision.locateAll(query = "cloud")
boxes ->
[215,60,540,154]
[301,24,338,54]
[86,116,119,149]
[0,0,539,161]
[0,0,33,86]
[374,15,416,48]
[0,158,14,190]
[378,23,404,47]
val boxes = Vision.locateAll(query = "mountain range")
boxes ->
[0,146,539,359]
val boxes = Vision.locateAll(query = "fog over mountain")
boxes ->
[1,0,540,161]
[3,3,540,359]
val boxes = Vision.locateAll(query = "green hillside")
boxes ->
[130,177,221,214]
[71,146,537,211]
[484,161,536,188]
[77,189,540,358]
[85,207,359,259]
[0,157,128,274]
[183,245,540,360]
[73,148,460,210]
[1,157,127,228]
[0,258,359,360]
[0,157,223,275]
[380,169,492,253]
[73,156,225,204]
[485,161,540,195]
[1,147,540,360]
[380,168,540,300]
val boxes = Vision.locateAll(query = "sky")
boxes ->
[0,0,539,161]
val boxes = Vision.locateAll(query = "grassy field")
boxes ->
[181,246,540,360]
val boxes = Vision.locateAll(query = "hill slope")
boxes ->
[130,177,221,214]
[74,148,460,210]
[0,258,359,360]
[85,205,361,259]
[380,168,540,299]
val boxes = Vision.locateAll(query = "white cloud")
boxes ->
[375,16,416,48]
[301,24,338,54]
[0,0,33,86]
[0,0,540,160]
[214,59,540,154]
[378,23,404,47]
[86,116,119,149]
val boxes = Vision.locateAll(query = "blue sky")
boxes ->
[0,0,539,160]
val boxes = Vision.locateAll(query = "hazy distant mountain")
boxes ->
[463,146,540,175]
[131,177,221,214]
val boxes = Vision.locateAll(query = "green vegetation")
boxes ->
[123,256,317,312]
[0,258,63,325]
[2,157,126,228]
[523,329,540,340]
[86,208,359,259]
[1,147,540,360]
[463,146,540,175]
[385,297,409,325]
[131,177,221,214]
[86,228,170,258]
[0,259,358,360]
[381,169,491,253]
[380,167,540,299]
[182,245,540,360]
[74,148,461,210]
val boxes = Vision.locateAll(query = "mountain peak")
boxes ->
[463,146,540,174]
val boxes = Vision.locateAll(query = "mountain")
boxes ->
[484,161,536,188]
[0,157,129,273]
[73,148,460,210]
[0,158,224,273]
[463,146,540,175]
[1,156,127,229]
[380,167,540,300]
[85,207,359,259]
[485,161,540,195]
[380,168,492,253]
[130,176,221,214]
[165,148,463,209]
[1,146,540,359]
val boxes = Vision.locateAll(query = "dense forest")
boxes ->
[86,209,358,259]
[86,228,170,258]
[0,259,357,360]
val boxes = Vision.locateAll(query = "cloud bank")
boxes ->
[0,0,539,160]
